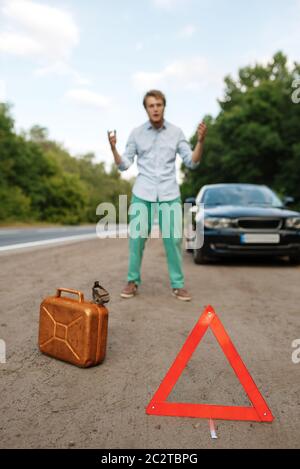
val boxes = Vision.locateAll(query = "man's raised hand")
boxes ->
[107,129,117,150]
[197,122,207,143]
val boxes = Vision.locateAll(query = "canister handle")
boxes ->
[56,288,84,303]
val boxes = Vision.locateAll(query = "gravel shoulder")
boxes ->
[0,237,299,448]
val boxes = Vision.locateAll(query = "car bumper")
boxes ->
[201,230,300,258]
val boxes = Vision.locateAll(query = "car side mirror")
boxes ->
[283,196,295,207]
[185,197,196,206]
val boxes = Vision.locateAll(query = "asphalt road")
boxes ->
[0,235,299,449]
[0,225,128,252]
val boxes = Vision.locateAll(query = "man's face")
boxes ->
[145,97,165,125]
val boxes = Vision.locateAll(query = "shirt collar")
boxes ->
[146,119,168,130]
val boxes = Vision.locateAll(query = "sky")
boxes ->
[1,0,300,181]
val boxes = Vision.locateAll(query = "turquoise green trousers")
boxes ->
[127,193,184,289]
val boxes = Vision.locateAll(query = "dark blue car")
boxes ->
[185,184,300,265]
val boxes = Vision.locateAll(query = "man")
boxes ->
[108,90,207,301]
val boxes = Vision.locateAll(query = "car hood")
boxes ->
[204,205,300,218]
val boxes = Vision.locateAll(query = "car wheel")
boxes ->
[289,254,300,265]
[193,248,210,265]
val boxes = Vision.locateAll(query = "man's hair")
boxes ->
[143,90,166,109]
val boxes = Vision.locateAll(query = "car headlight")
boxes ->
[204,217,235,229]
[285,217,300,230]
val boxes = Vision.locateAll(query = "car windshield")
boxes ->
[202,186,283,208]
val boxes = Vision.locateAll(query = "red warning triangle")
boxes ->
[146,305,274,422]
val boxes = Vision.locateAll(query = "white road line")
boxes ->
[0,233,97,252]
[0,228,129,252]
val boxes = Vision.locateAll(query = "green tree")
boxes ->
[0,101,133,224]
[181,52,300,206]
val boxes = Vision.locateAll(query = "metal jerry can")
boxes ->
[39,286,109,368]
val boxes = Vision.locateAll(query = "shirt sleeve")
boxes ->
[117,130,137,172]
[176,129,200,170]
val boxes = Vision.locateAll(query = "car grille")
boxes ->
[237,218,282,230]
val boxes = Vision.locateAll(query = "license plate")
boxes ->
[240,233,280,244]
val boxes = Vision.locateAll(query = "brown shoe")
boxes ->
[120,281,138,299]
[172,288,192,302]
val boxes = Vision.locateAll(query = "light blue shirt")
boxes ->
[117,119,200,202]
